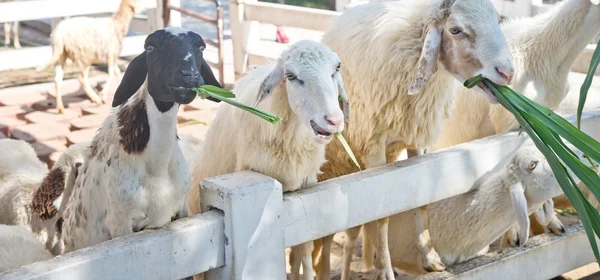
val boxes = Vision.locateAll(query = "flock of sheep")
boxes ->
[1,0,600,279]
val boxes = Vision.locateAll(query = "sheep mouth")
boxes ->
[170,86,197,104]
[311,121,333,140]
[478,82,498,103]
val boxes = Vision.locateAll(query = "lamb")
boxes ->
[0,225,53,273]
[1,0,21,48]
[315,0,513,278]
[434,0,600,150]
[0,139,89,255]
[60,27,222,254]
[384,144,564,274]
[36,0,144,114]
[186,40,349,280]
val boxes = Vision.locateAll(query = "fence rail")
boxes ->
[1,111,599,279]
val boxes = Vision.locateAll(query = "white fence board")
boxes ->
[0,0,157,23]
[0,211,225,280]
[282,111,600,247]
[244,1,339,32]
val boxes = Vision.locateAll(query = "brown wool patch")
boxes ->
[31,168,65,220]
[117,98,150,154]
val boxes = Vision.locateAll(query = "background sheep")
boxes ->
[0,225,52,273]
[60,27,221,254]
[36,0,144,113]
[316,0,513,278]
[0,0,21,48]
[434,0,600,149]
[0,139,88,255]
[431,0,600,246]
[186,40,348,280]
[384,144,564,274]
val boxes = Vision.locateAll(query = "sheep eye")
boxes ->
[200,45,206,51]
[528,161,538,171]
[145,45,155,52]
[285,73,296,81]
[449,27,462,35]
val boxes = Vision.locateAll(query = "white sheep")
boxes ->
[0,225,53,273]
[36,0,144,114]
[0,139,89,255]
[316,0,513,278]
[432,0,600,246]
[0,0,21,48]
[186,40,349,280]
[384,144,564,274]
[60,27,222,254]
[434,0,600,150]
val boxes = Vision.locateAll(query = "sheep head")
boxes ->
[257,40,349,145]
[112,27,222,108]
[409,0,514,104]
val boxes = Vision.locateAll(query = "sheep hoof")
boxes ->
[549,223,566,235]
[424,259,446,272]
[57,107,65,114]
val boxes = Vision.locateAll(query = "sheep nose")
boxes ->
[325,113,343,126]
[180,69,198,77]
[495,66,514,84]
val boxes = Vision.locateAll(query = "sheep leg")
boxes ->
[341,226,361,280]
[374,218,395,280]
[290,246,302,280]
[500,224,519,250]
[100,60,116,102]
[54,63,65,114]
[362,221,377,270]
[300,241,315,280]
[535,199,565,235]
[79,66,104,105]
[12,21,20,49]
[315,234,333,280]
[3,23,9,46]
[407,148,445,272]
[114,64,122,75]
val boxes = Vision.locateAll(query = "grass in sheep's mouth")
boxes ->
[193,85,281,124]
[335,132,361,171]
[464,74,600,262]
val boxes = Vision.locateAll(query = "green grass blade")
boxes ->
[483,80,600,164]
[578,43,600,128]
[193,88,281,124]
[335,132,361,171]
[199,85,237,98]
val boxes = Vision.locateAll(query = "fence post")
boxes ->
[201,171,286,280]
[229,0,260,75]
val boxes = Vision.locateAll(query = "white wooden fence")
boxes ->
[0,0,164,71]
[2,110,600,280]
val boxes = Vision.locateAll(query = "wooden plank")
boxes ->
[0,211,225,280]
[0,0,157,23]
[244,1,340,32]
[281,111,600,247]
[0,35,147,71]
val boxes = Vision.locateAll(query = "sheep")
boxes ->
[0,0,21,49]
[431,0,600,247]
[434,0,600,150]
[60,27,222,254]
[186,40,349,280]
[315,0,514,278]
[0,139,89,255]
[382,144,564,275]
[0,225,53,273]
[36,0,144,114]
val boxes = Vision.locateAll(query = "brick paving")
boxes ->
[0,77,216,168]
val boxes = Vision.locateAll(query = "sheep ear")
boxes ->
[335,73,351,122]
[256,62,284,105]
[113,52,148,107]
[200,58,222,103]
[408,24,442,95]
[509,181,529,246]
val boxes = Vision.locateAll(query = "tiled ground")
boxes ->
[0,75,220,168]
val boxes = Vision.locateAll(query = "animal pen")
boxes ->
[1,0,600,279]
